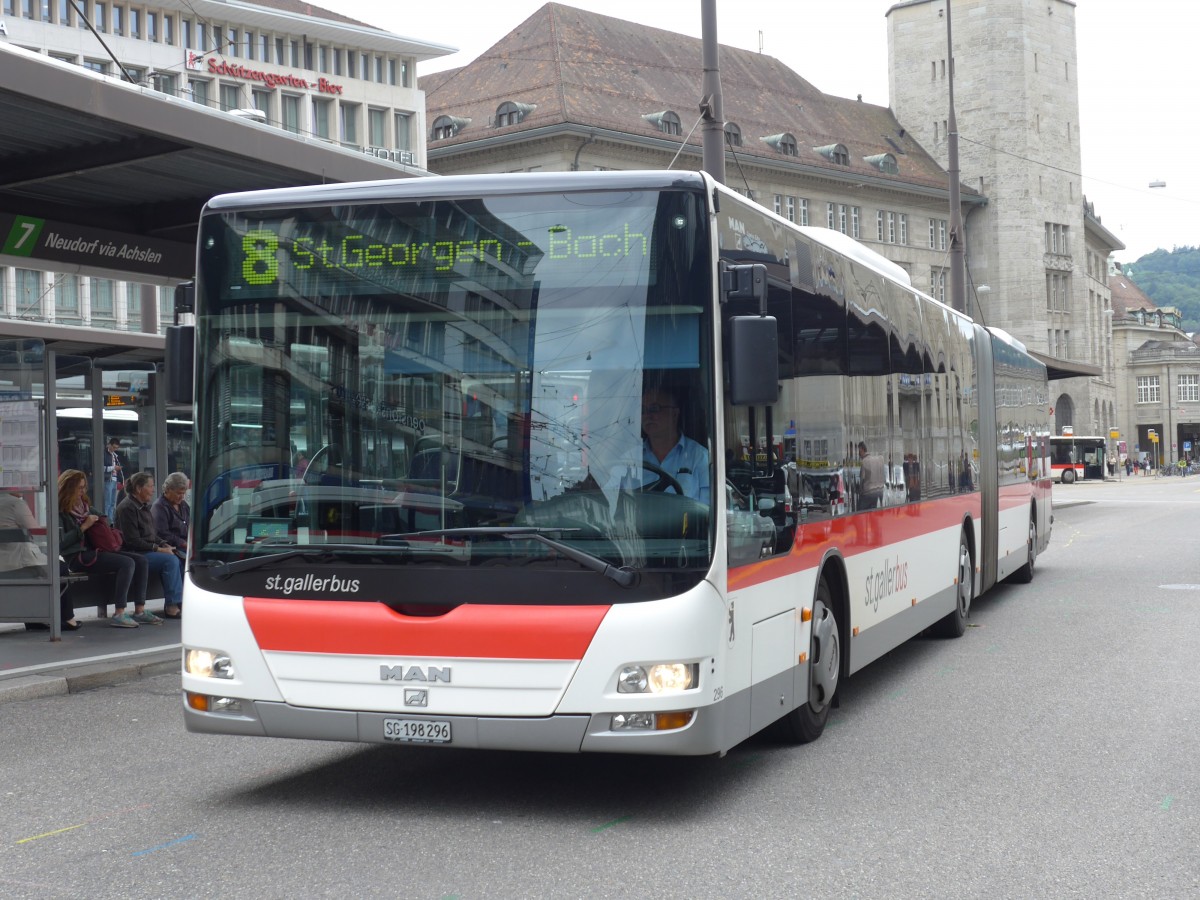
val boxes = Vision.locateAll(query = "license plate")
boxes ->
[383,718,452,743]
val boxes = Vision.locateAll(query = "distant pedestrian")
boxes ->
[1125,457,1133,477]
[103,438,125,519]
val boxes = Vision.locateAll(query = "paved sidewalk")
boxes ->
[0,604,180,704]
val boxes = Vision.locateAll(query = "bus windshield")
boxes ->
[192,186,714,598]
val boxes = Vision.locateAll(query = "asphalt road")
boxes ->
[3,477,1198,899]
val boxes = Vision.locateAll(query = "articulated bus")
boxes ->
[1048,434,1106,483]
[180,171,1051,755]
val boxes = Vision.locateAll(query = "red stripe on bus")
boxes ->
[243,598,610,659]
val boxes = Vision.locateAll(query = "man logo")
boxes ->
[379,665,451,683]
[404,689,428,707]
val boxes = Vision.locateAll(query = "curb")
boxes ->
[0,649,179,705]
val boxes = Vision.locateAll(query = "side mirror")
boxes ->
[728,315,779,405]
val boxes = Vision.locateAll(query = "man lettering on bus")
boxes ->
[858,441,885,509]
[640,387,709,503]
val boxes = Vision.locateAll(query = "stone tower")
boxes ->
[887,0,1116,436]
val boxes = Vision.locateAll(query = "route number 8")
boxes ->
[243,229,279,285]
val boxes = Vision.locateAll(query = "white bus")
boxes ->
[179,171,1051,755]
[1048,434,1106,483]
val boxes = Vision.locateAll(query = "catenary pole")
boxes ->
[700,0,726,183]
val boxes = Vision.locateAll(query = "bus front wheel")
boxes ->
[1061,468,1076,484]
[776,579,840,744]
[1009,517,1037,584]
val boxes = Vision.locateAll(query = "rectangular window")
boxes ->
[58,0,70,25]
[786,196,796,223]
[281,94,301,134]
[15,269,41,317]
[334,48,343,76]
[799,198,809,227]
[313,99,331,139]
[189,79,209,107]
[938,220,947,251]
[154,73,177,95]
[887,211,896,243]
[346,48,356,79]
[219,83,238,112]
[54,275,80,322]
[850,206,860,238]
[82,58,109,74]
[773,194,782,216]
[838,204,848,235]
[374,56,384,82]
[245,30,254,59]
[182,19,191,49]
[125,283,141,328]
[260,34,269,61]
[128,7,137,38]
[195,22,205,51]
[898,213,907,245]
[275,37,284,65]
[1180,374,1199,403]
[1136,376,1160,404]
[290,40,300,68]
[318,45,328,73]
[340,103,359,144]
[931,268,946,304]
[304,41,313,70]
[252,89,270,116]
[878,210,885,242]
[91,278,114,318]
[368,107,386,147]
[147,11,156,41]
[361,53,369,79]
[111,4,121,35]
[929,218,935,248]
[164,14,174,45]
[228,28,239,57]
[388,59,397,85]
[401,59,410,87]
[394,112,412,151]
[826,202,835,230]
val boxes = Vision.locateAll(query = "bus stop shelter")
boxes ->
[0,43,426,636]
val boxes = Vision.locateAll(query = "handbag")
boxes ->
[85,516,124,553]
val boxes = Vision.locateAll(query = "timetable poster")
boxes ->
[0,400,40,489]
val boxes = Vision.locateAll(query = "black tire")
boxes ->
[1009,516,1037,584]
[776,579,840,743]
[1061,468,1075,485]
[934,530,973,638]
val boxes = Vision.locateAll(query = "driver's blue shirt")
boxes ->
[643,435,710,503]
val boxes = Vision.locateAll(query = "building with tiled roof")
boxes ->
[423,2,977,309]
[1108,265,1200,461]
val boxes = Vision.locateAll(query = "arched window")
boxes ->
[724,123,742,147]
[642,110,682,135]
[815,143,850,165]
[762,133,798,156]
[495,101,535,127]
[431,115,469,140]
[865,153,899,174]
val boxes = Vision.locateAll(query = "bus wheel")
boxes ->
[776,580,840,744]
[1009,517,1037,584]
[1061,468,1075,484]
[935,530,974,638]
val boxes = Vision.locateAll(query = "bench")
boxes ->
[64,563,167,617]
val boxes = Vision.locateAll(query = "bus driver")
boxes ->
[640,387,710,503]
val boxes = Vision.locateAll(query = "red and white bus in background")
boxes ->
[178,171,1051,755]
[1048,433,1107,483]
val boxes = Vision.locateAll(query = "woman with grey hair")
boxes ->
[152,472,190,618]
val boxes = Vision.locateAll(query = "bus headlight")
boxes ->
[616,663,697,693]
[185,648,235,679]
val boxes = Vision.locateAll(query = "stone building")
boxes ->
[424,0,1124,439]
[887,0,1120,439]
[1110,267,1200,465]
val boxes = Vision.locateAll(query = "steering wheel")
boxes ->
[641,460,684,494]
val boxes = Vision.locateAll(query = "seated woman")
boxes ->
[58,469,155,628]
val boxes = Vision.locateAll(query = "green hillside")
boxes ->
[1124,247,1200,332]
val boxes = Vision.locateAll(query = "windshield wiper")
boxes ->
[383,526,639,588]
[192,543,390,580]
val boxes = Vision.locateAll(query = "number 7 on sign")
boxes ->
[3,216,45,256]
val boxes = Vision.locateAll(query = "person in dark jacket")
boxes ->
[115,472,182,620]
[58,469,153,628]
[151,472,189,618]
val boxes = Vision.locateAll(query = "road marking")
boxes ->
[592,815,631,833]
[1160,584,1200,590]
[16,823,85,844]
[132,834,196,857]
[1161,796,1174,811]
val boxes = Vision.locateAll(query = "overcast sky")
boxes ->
[327,0,1195,265]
